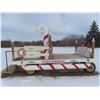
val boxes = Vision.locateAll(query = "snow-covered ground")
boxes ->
[0,47,100,86]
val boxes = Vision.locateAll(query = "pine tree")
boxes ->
[86,21,100,47]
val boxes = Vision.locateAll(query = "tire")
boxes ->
[26,70,36,75]
[83,63,96,73]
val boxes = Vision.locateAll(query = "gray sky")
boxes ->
[1,13,100,41]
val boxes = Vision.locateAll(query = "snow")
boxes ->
[0,47,100,86]
[1,75,100,87]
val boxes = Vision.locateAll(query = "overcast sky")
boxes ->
[1,13,100,41]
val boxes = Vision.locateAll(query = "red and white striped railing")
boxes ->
[21,63,89,71]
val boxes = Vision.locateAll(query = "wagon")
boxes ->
[3,27,96,76]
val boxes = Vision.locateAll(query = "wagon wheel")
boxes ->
[84,63,96,73]
[26,70,36,75]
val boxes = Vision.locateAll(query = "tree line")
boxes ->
[1,35,84,47]
[1,21,100,47]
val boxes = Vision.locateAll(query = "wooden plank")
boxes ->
[24,46,49,51]
[53,54,83,59]
[14,46,49,52]
[24,53,49,58]
[14,52,49,59]
[1,65,16,74]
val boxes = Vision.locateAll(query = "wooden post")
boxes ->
[75,40,78,51]
[11,41,15,61]
[5,51,8,71]
[48,35,53,59]
[91,38,95,58]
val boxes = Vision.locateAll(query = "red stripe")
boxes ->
[61,64,68,71]
[72,64,80,70]
[37,64,44,71]
[44,49,48,53]
[83,63,89,68]
[49,64,56,71]
[44,34,49,40]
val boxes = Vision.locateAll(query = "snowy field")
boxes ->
[0,47,100,87]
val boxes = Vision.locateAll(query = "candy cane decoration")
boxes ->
[43,33,49,52]
[37,25,50,59]
[43,33,50,59]
[21,63,89,72]
[37,25,49,46]
[44,33,49,46]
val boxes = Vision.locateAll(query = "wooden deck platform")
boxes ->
[53,54,85,59]
[13,53,86,61]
